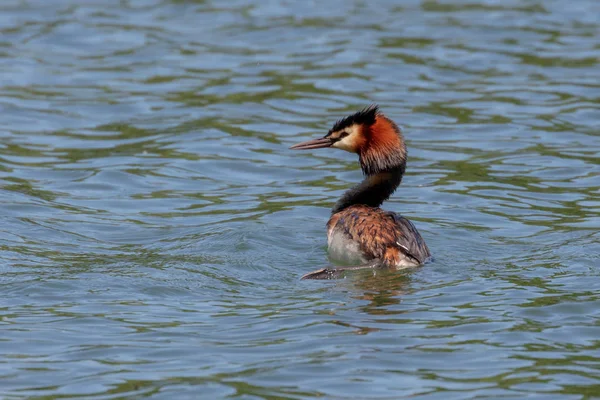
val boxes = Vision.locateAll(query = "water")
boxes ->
[1,0,599,398]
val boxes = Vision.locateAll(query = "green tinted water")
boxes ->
[1,1,599,399]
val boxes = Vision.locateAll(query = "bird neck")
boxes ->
[331,115,408,214]
[331,165,404,214]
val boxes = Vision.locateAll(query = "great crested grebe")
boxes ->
[290,105,431,279]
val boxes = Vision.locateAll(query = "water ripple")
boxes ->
[0,0,599,398]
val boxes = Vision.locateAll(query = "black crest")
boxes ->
[329,104,379,134]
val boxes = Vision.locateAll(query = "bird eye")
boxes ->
[339,131,350,139]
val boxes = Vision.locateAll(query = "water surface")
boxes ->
[1,0,599,398]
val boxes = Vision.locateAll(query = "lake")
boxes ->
[1,0,599,399]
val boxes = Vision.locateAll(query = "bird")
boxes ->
[290,105,431,279]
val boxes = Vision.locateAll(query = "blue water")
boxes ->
[1,1,599,398]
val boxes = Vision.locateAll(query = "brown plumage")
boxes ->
[327,205,425,266]
[290,105,431,279]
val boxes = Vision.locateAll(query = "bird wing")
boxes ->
[328,205,431,265]
[386,211,431,264]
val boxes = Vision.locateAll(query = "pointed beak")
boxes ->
[289,137,333,150]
